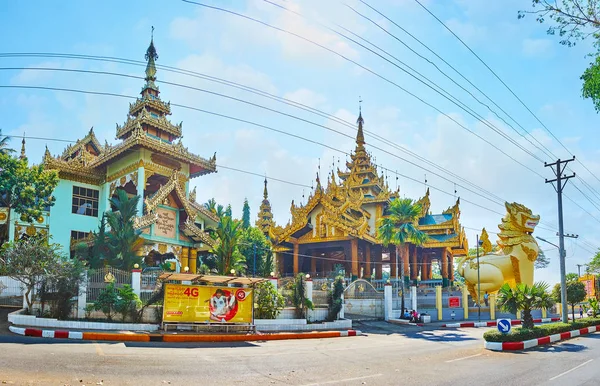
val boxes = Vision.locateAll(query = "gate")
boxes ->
[86,267,132,302]
[343,279,384,320]
[0,276,24,307]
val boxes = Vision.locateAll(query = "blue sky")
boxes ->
[1,0,599,284]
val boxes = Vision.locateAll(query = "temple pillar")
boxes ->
[277,252,284,276]
[181,247,189,273]
[375,247,383,279]
[136,166,145,216]
[351,239,359,280]
[189,248,197,274]
[449,252,455,282]
[311,253,317,276]
[441,248,449,287]
[293,243,299,275]
[365,243,371,279]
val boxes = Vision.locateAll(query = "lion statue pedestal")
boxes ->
[458,202,540,303]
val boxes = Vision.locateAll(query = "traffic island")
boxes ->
[483,318,600,351]
[8,325,362,343]
[443,318,560,328]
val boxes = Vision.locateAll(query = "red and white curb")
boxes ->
[340,330,361,337]
[485,325,598,351]
[9,325,83,339]
[443,318,560,328]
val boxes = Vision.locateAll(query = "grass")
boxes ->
[483,317,600,342]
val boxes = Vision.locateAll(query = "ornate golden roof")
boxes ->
[61,127,104,160]
[116,109,182,139]
[180,218,216,247]
[129,96,171,117]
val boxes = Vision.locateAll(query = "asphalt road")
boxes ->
[0,318,598,385]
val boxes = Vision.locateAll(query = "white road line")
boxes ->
[549,359,593,381]
[300,373,383,386]
[445,353,482,363]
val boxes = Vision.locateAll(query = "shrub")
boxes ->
[484,318,600,342]
[327,276,344,322]
[291,273,314,319]
[94,282,119,321]
[115,284,141,322]
[84,303,95,320]
[38,258,86,320]
[254,281,284,319]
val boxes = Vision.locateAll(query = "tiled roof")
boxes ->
[419,213,452,226]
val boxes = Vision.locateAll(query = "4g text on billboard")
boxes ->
[163,284,253,323]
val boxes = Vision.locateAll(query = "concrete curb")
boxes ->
[443,318,560,328]
[484,325,597,351]
[8,326,362,343]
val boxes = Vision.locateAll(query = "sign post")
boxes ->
[497,318,511,334]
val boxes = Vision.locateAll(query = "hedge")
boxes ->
[483,318,600,342]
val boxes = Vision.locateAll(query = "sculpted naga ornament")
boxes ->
[457,202,540,303]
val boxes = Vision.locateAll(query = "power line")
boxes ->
[412,0,600,187]
[179,0,546,179]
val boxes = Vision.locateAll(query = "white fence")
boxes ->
[0,276,24,307]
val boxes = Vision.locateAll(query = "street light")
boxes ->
[230,269,235,276]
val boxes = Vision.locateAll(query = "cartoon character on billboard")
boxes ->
[208,288,238,322]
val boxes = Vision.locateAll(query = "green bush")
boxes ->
[484,318,600,342]
[327,276,344,322]
[94,282,119,321]
[254,281,284,319]
[115,284,141,322]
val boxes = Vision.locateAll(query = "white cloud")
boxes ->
[522,38,553,57]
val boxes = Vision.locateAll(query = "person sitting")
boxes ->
[403,309,410,320]
[411,310,420,323]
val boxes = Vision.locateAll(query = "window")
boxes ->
[71,230,90,241]
[72,186,99,217]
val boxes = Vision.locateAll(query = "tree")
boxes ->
[535,249,551,269]
[566,272,580,282]
[553,280,587,320]
[327,276,344,321]
[378,198,428,312]
[238,226,272,277]
[39,258,86,319]
[291,273,314,319]
[254,281,284,319]
[98,190,143,270]
[0,129,14,155]
[497,282,555,329]
[519,1,600,112]
[210,216,245,275]
[225,204,232,218]
[588,248,600,273]
[204,198,224,218]
[0,153,59,244]
[0,236,67,311]
[242,198,251,229]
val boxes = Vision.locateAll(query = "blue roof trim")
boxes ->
[419,213,452,225]
[428,233,457,242]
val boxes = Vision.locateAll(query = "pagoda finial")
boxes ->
[143,26,159,90]
[316,172,322,191]
[356,101,365,148]
[263,177,269,199]
[20,134,26,160]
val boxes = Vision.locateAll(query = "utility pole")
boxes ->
[253,243,257,277]
[577,264,583,277]
[545,157,576,324]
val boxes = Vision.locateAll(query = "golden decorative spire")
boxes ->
[19,134,26,160]
[256,177,275,236]
[263,177,268,199]
[143,26,159,92]
[480,227,493,254]
[356,107,365,148]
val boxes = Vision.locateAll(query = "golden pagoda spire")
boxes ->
[143,26,159,93]
[263,177,269,199]
[256,178,275,236]
[19,134,26,160]
[356,100,365,148]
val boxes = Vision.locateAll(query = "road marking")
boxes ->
[300,374,382,385]
[445,353,482,363]
[94,342,105,357]
[549,359,593,381]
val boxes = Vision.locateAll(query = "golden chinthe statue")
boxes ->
[458,202,540,302]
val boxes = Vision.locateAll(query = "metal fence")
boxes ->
[0,276,23,307]
[140,270,163,303]
[86,267,132,302]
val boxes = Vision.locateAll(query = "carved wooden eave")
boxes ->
[128,97,171,117]
[416,188,431,217]
[43,149,104,185]
[116,108,182,139]
[443,198,461,218]
[133,212,159,230]
[61,128,104,160]
[189,200,220,223]
[180,217,216,247]
[144,171,197,219]
[89,126,216,177]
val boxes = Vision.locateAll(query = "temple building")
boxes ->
[3,35,218,272]
[257,111,468,286]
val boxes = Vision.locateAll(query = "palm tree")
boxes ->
[211,216,245,275]
[204,198,225,218]
[497,282,555,329]
[377,198,428,313]
[0,129,14,155]
[103,189,144,270]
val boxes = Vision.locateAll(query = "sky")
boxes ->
[1,0,600,285]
